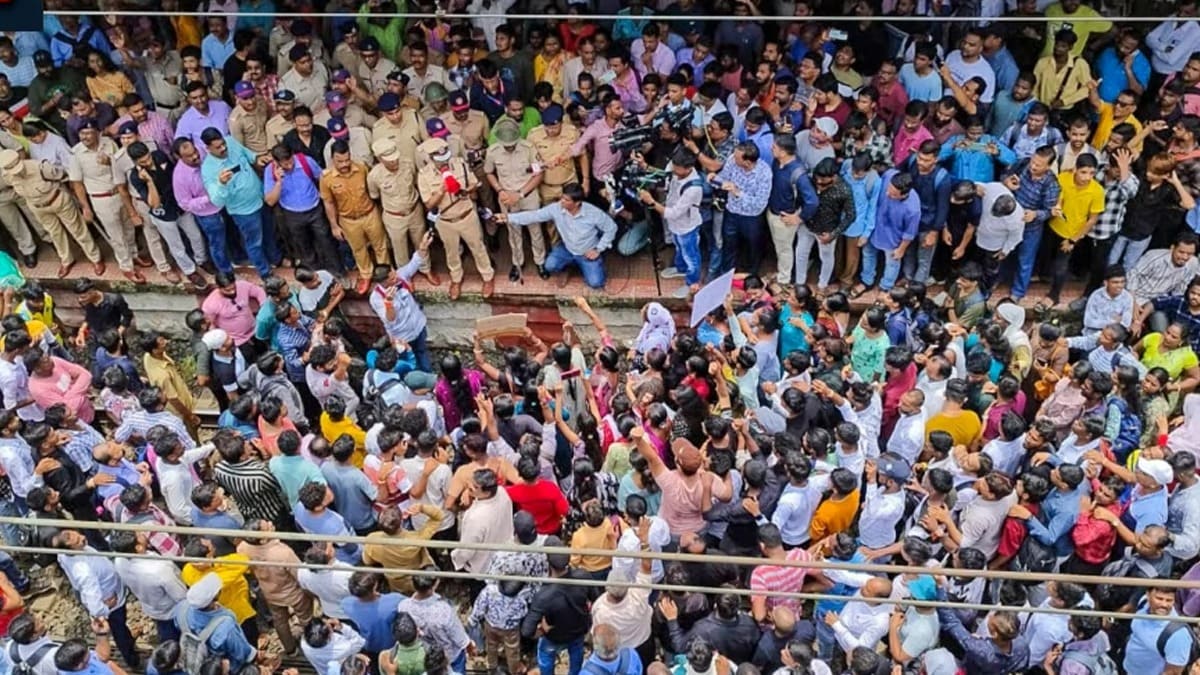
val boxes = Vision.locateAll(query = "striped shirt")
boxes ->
[750,548,812,616]
[214,458,290,527]
[1066,333,1148,376]
[104,494,182,557]
[276,316,315,383]
[113,409,194,449]
[1129,250,1200,306]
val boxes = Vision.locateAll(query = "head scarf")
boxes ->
[635,302,675,354]
[996,302,1031,355]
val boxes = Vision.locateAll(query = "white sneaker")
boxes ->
[671,285,692,298]
[660,266,685,279]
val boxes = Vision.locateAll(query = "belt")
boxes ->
[343,210,376,220]
[89,191,116,198]
[384,208,413,217]
[33,189,61,209]
[155,102,180,110]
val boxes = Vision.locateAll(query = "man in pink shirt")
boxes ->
[25,349,93,424]
[630,24,675,79]
[201,272,266,353]
[571,94,628,200]
[892,100,935,167]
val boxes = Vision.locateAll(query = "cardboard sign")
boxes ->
[476,313,528,338]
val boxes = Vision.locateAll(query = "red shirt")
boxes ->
[506,480,570,534]
[1072,506,1119,565]
[997,503,1040,559]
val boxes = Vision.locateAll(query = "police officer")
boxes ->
[356,37,396,98]
[368,138,440,286]
[325,118,373,167]
[441,89,494,242]
[386,70,421,111]
[485,118,547,282]
[68,118,146,284]
[372,92,427,161]
[112,121,178,282]
[416,137,495,300]
[422,82,451,122]
[266,89,297,147]
[418,118,464,167]
[0,148,103,278]
[320,140,389,295]
[229,80,271,155]
[0,168,40,268]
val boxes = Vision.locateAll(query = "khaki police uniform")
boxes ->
[279,65,330,112]
[333,42,361,77]
[0,169,41,257]
[368,139,428,273]
[416,140,494,284]
[528,124,581,205]
[416,133,465,168]
[229,100,271,154]
[314,103,375,131]
[319,161,388,277]
[68,137,138,271]
[371,108,427,159]
[2,154,100,266]
[358,57,397,98]
[440,109,493,226]
[265,113,296,148]
[484,139,544,267]
[276,39,329,79]
[323,127,375,167]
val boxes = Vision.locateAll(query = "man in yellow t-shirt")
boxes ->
[1042,0,1113,58]
[1047,153,1105,303]
[1089,83,1143,152]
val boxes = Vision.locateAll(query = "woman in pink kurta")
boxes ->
[26,352,94,424]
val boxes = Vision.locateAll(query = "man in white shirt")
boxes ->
[928,472,1018,558]
[612,493,670,582]
[1145,1,1200,83]
[53,529,140,669]
[1023,581,1092,665]
[887,391,926,465]
[944,29,997,104]
[110,530,188,642]
[825,577,894,655]
[859,454,910,551]
[149,433,216,525]
[298,542,356,620]
[450,468,514,573]
[6,612,60,675]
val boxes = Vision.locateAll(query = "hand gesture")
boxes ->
[91,617,109,633]
[658,596,679,621]
[273,163,284,181]
[742,495,761,518]
[419,229,435,255]
[34,458,61,475]
[823,610,839,627]
[637,188,655,205]
[219,168,234,185]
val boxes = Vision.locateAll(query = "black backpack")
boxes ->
[1156,620,1200,669]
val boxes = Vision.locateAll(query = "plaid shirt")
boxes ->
[61,423,103,475]
[1007,164,1061,227]
[842,133,894,171]
[114,111,176,157]
[113,409,194,450]
[104,494,183,557]
[1152,294,1200,353]
[1091,174,1139,240]
[251,74,280,115]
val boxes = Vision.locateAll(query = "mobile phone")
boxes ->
[228,164,242,174]
[829,28,848,41]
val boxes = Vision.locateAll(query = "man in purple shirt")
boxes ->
[174,81,232,151]
[172,136,233,274]
[859,169,921,293]
[570,94,628,202]
[606,48,647,115]
[630,24,676,79]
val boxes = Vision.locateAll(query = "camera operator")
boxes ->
[682,111,737,279]
[570,93,628,205]
[612,111,687,257]
[639,148,705,298]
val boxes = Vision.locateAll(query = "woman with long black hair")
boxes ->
[433,354,485,432]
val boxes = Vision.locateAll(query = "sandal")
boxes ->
[849,284,870,299]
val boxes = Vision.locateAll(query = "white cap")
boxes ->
[1137,457,1174,486]
[200,329,228,352]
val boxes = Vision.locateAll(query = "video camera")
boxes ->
[604,163,670,215]
[608,103,694,153]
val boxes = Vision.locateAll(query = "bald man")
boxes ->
[824,577,894,658]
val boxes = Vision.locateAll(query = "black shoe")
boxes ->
[537,264,550,280]
[486,232,501,252]
[508,265,521,282]
[21,253,36,268]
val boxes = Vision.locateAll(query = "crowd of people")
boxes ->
[3,0,1200,675]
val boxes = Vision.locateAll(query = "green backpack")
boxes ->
[391,642,427,675]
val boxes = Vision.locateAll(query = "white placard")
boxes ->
[688,270,735,327]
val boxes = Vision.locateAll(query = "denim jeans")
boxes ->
[701,215,721,278]
[229,209,273,277]
[0,550,28,592]
[673,228,702,286]
[901,235,937,283]
[814,614,837,661]
[860,241,903,290]
[410,327,432,374]
[537,636,585,675]
[194,212,233,274]
[545,243,607,288]
[1010,222,1044,299]
[617,219,650,257]
[1108,235,1152,270]
[0,497,26,554]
